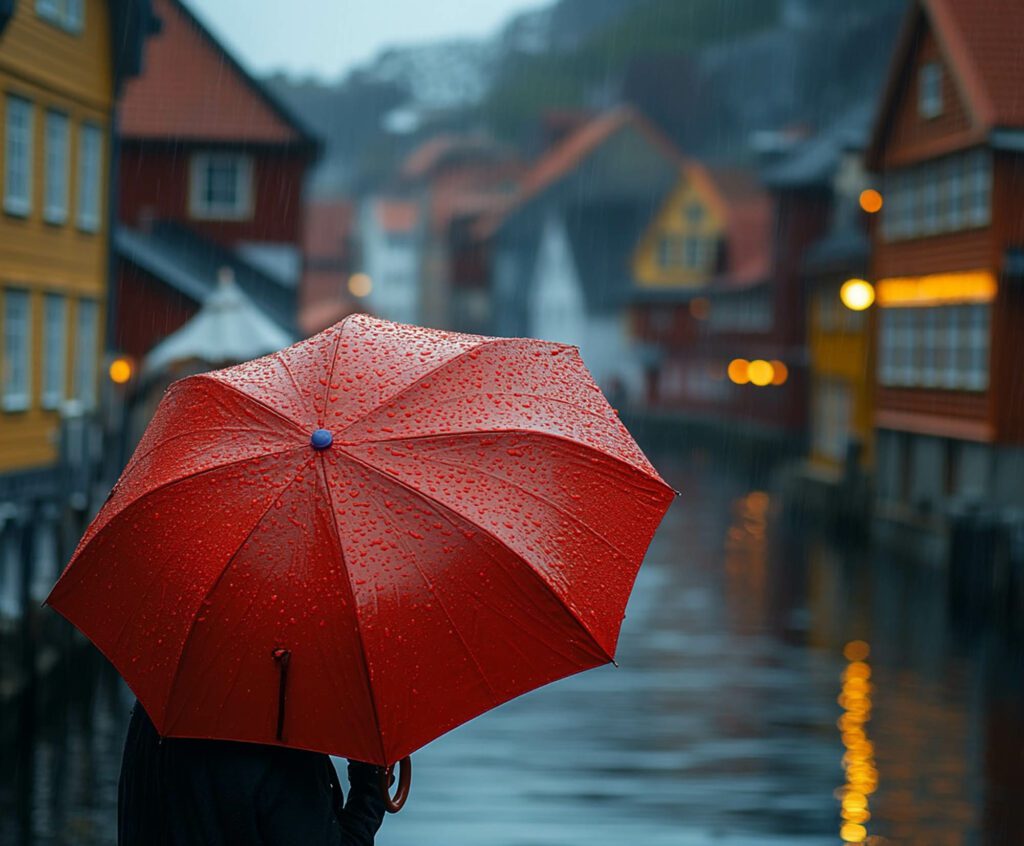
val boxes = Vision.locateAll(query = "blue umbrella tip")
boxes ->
[310,429,333,450]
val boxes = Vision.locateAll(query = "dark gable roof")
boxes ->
[866,0,1024,168]
[116,222,297,332]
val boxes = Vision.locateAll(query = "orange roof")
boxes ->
[868,0,1024,164]
[485,107,684,237]
[120,0,311,145]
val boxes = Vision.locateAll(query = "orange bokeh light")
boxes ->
[859,189,883,214]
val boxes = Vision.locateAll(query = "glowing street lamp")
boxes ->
[109,356,134,385]
[858,189,883,214]
[347,273,373,298]
[840,278,875,311]
[748,359,774,387]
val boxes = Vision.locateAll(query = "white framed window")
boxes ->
[73,298,98,408]
[965,303,990,391]
[43,110,69,224]
[4,96,33,217]
[3,289,31,411]
[42,293,67,409]
[36,0,83,32]
[922,163,939,235]
[966,148,991,228]
[76,123,103,231]
[945,155,964,231]
[919,62,943,119]
[189,152,253,220]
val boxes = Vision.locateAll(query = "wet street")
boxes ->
[3,451,1023,845]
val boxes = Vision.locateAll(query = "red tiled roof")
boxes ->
[704,167,775,289]
[120,0,309,145]
[867,0,1024,165]
[930,0,1024,128]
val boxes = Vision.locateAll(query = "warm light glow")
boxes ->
[859,188,883,214]
[769,360,788,386]
[841,822,868,842]
[843,640,871,661]
[109,357,133,384]
[689,297,711,320]
[347,273,373,298]
[840,278,875,311]
[877,269,996,307]
[727,359,750,385]
[748,359,774,387]
[837,640,877,844]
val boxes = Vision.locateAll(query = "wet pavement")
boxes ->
[2,451,1023,845]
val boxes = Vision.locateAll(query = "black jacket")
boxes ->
[118,702,387,846]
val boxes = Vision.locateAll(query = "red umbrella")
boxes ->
[47,315,673,809]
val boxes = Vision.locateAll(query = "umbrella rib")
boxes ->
[401,450,635,563]
[162,454,317,733]
[73,445,309,584]
[337,449,614,665]
[200,375,309,436]
[346,428,669,488]
[333,336,508,438]
[360,483,500,701]
[315,457,389,765]
[317,316,351,428]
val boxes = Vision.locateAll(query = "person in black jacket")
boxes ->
[118,701,388,845]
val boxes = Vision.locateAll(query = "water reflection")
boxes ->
[2,454,1023,844]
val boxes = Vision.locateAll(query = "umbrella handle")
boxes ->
[379,756,412,813]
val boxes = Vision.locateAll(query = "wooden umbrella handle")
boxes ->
[378,756,412,813]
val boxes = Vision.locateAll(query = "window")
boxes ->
[3,290,31,411]
[878,304,990,391]
[73,299,98,408]
[37,0,83,32]
[189,153,253,220]
[684,202,704,226]
[966,148,991,227]
[4,96,33,216]
[945,155,964,231]
[44,111,69,223]
[919,61,943,118]
[658,235,685,268]
[42,294,67,409]
[813,379,852,462]
[921,163,939,234]
[76,123,103,231]
[965,303,990,390]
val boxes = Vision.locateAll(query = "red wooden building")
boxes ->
[631,162,820,446]
[865,0,1024,522]
[112,0,319,362]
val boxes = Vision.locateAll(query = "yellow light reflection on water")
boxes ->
[837,641,877,844]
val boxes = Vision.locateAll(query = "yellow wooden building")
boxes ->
[0,0,150,498]
[632,162,727,289]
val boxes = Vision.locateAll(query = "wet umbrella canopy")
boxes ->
[46,315,673,786]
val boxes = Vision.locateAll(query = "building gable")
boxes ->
[633,166,726,288]
[119,0,311,146]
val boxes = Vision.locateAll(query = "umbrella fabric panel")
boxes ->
[69,376,306,565]
[322,451,610,765]
[210,317,487,433]
[47,449,307,730]
[161,454,384,764]
[336,339,659,480]
[342,430,673,659]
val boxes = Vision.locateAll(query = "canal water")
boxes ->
[2,452,1022,845]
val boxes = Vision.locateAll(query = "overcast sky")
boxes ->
[189,0,547,82]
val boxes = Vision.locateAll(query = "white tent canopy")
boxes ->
[143,268,293,377]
